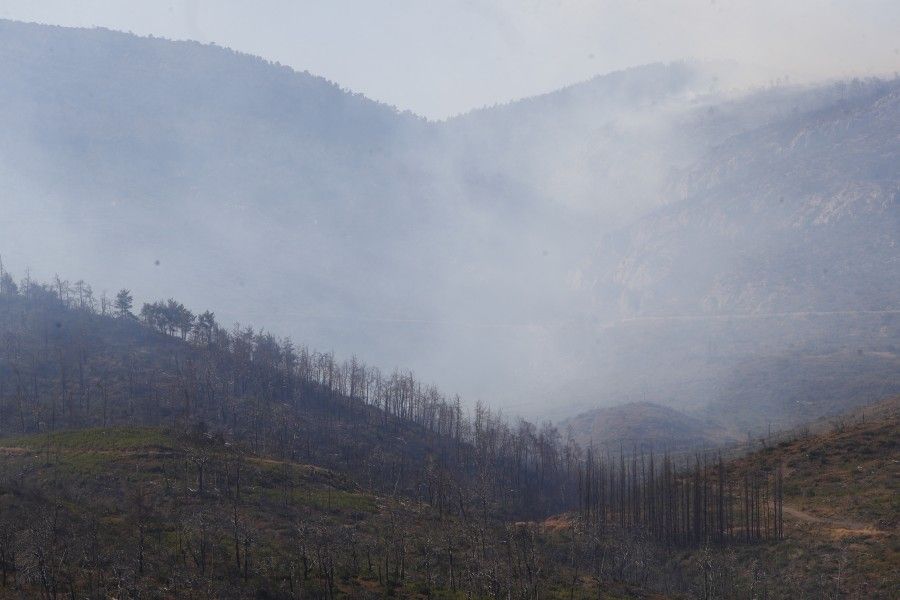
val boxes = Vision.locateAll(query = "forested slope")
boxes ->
[0,275,580,521]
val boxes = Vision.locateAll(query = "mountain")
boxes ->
[0,20,493,403]
[1,20,719,407]
[1,19,898,430]
[0,19,434,320]
[593,78,900,318]
[0,20,741,410]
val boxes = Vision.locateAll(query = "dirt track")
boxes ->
[783,505,883,536]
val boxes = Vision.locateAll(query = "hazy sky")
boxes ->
[0,0,898,118]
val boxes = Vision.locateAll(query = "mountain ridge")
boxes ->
[1,18,897,428]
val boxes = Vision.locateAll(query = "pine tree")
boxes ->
[115,289,134,318]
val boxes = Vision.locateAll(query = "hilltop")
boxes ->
[561,401,736,451]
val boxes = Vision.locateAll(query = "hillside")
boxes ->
[0,428,383,596]
[0,276,596,523]
[0,274,897,596]
[0,280,702,597]
[3,413,894,598]
[706,397,900,598]
[0,427,593,598]
[565,397,900,598]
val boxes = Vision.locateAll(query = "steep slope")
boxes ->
[1,22,720,408]
[438,63,881,230]
[438,62,717,225]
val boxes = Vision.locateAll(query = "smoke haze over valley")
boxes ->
[0,5,898,598]
[0,15,898,439]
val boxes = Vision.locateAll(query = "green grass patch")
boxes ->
[0,427,177,452]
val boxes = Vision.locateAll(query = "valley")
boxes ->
[0,13,898,599]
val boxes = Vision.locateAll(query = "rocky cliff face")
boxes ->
[591,80,899,319]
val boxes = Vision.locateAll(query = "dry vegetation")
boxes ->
[682,398,900,598]
[0,278,896,598]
